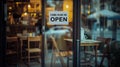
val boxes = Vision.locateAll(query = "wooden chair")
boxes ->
[26,36,42,66]
[85,37,112,67]
[50,36,72,67]
[6,36,18,65]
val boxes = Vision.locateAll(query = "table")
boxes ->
[64,39,101,67]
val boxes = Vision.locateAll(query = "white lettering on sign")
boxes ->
[49,11,68,25]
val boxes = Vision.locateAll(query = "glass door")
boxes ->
[44,0,73,67]
[6,0,42,67]
[4,0,120,67]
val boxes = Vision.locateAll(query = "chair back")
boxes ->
[28,36,41,41]
[50,36,60,52]
[104,38,111,45]
[96,37,105,42]
[28,36,41,49]
[97,37,112,53]
[50,35,67,67]
[7,37,18,42]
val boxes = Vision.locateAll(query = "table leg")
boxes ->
[20,39,23,63]
[84,46,87,65]
[94,46,97,67]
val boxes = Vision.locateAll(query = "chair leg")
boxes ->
[51,55,57,67]
[51,54,55,67]
[59,56,66,67]
[28,52,30,67]
[37,57,41,63]
[99,56,105,67]
[107,56,111,67]
[50,56,53,67]
[54,56,57,67]
[67,57,69,67]
[37,53,41,63]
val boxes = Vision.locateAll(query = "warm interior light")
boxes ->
[9,6,12,10]
[9,12,11,15]
[28,4,31,8]
[87,10,90,14]
[34,13,36,17]
[24,12,28,16]
[66,5,69,8]
[81,5,83,8]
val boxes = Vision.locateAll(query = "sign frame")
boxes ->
[49,11,68,25]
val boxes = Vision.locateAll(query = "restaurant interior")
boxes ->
[1,0,120,67]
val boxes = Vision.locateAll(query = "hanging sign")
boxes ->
[49,11,68,25]
[14,0,30,2]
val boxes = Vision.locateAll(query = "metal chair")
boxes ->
[50,36,72,67]
[85,37,112,67]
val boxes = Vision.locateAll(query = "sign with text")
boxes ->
[14,0,30,2]
[49,11,68,25]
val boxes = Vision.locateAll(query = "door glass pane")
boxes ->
[81,0,120,67]
[117,20,120,41]
[6,0,42,67]
[45,0,73,67]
